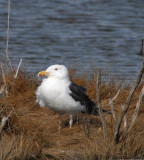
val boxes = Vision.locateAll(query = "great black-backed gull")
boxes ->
[36,64,110,130]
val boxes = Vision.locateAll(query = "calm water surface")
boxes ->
[0,0,144,80]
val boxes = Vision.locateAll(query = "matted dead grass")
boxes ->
[0,69,144,160]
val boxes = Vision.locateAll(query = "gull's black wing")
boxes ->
[69,81,99,115]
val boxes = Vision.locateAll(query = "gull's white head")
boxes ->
[38,64,69,80]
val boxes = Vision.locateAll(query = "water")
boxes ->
[0,0,144,80]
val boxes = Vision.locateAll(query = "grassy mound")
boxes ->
[0,69,144,159]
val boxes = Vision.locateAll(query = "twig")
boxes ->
[84,114,90,137]
[137,39,143,56]
[128,85,144,132]
[114,58,144,143]
[109,89,120,121]
[14,59,22,79]
[96,68,107,140]
[0,85,5,100]
[121,104,127,131]
[6,0,13,72]
[0,104,13,133]
[0,61,8,97]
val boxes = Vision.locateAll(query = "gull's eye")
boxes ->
[55,68,58,71]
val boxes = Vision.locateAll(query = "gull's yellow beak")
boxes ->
[38,71,49,77]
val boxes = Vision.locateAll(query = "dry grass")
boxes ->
[0,69,144,160]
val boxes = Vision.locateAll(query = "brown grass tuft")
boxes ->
[0,68,144,159]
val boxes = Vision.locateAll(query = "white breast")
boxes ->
[36,78,85,114]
